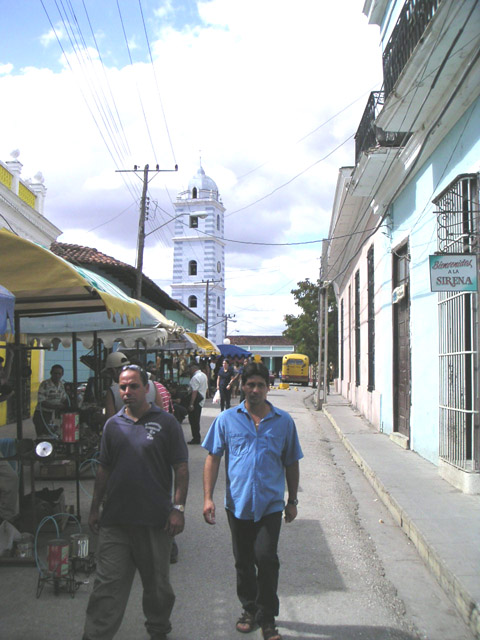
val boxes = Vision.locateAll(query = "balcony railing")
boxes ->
[355,91,384,163]
[383,0,441,98]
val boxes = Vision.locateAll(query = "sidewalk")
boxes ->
[321,392,480,640]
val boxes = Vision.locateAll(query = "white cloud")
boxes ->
[1,0,382,335]
[40,26,63,47]
[0,63,13,75]
[154,1,175,21]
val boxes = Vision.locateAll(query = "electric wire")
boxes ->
[226,133,355,218]
[57,0,131,166]
[80,0,133,158]
[39,0,141,204]
[138,0,177,166]
[235,84,380,182]
[325,8,480,284]
[116,0,158,164]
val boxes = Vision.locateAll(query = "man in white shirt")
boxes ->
[187,363,208,444]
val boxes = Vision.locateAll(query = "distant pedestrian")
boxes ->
[216,359,234,411]
[187,362,208,444]
[82,365,188,640]
[202,362,303,640]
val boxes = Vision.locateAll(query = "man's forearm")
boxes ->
[203,453,221,499]
[285,461,299,501]
[172,462,189,505]
[90,464,110,513]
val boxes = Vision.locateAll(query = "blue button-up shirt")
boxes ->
[202,401,303,522]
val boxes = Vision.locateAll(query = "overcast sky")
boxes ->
[0,0,382,336]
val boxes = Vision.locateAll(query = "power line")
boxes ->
[226,133,355,218]
[116,0,157,163]
[39,0,141,204]
[138,0,177,166]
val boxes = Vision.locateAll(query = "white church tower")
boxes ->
[171,162,226,346]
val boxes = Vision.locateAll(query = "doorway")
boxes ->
[392,242,411,440]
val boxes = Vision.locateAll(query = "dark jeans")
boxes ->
[188,404,202,442]
[226,509,282,625]
[219,385,231,411]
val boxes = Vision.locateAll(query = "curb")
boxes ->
[322,404,480,640]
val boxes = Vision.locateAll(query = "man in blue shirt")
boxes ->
[202,362,303,640]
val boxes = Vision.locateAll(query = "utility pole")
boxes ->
[315,239,329,410]
[219,312,236,337]
[116,162,178,299]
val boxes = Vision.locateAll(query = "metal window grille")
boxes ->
[355,270,361,386]
[367,246,375,391]
[434,174,479,471]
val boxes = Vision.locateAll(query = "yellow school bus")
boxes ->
[281,353,309,386]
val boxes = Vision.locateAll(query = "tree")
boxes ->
[283,278,338,370]
[283,279,320,363]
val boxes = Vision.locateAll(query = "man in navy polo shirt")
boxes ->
[83,365,188,640]
[202,362,303,640]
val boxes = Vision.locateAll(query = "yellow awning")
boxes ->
[136,300,179,332]
[186,332,220,356]
[0,228,140,325]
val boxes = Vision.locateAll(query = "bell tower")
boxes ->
[171,162,226,345]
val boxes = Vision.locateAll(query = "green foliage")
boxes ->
[283,278,338,369]
[283,279,320,363]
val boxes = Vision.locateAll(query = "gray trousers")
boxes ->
[83,525,174,639]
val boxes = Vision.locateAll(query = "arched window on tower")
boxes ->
[217,215,220,231]
[188,260,197,276]
[188,295,197,308]
[217,296,220,310]
[192,187,198,199]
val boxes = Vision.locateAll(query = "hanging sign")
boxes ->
[429,254,478,292]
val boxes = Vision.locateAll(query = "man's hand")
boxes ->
[203,498,216,525]
[284,503,297,523]
[88,509,101,535]
[165,508,185,536]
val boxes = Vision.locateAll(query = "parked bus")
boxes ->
[281,353,309,386]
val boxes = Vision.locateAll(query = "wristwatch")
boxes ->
[287,498,298,506]
[172,504,185,513]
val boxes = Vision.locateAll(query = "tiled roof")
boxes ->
[51,242,132,269]
[50,241,178,310]
[228,335,294,346]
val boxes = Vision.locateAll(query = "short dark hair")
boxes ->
[241,362,269,386]
[120,364,148,386]
[51,365,64,375]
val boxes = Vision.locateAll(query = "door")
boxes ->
[392,242,411,440]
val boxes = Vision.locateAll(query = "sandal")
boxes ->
[236,610,258,633]
[262,623,282,640]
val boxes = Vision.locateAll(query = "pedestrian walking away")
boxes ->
[187,362,208,444]
[202,362,303,640]
[82,364,189,640]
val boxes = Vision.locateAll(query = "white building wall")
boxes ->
[170,168,226,345]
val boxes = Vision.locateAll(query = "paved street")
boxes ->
[1,389,475,639]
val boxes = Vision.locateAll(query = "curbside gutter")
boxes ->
[323,404,480,640]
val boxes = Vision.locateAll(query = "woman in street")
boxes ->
[216,359,234,411]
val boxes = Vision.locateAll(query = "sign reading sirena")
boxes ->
[429,254,478,292]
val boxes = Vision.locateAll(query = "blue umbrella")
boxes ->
[0,285,15,334]
[218,343,252,359]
